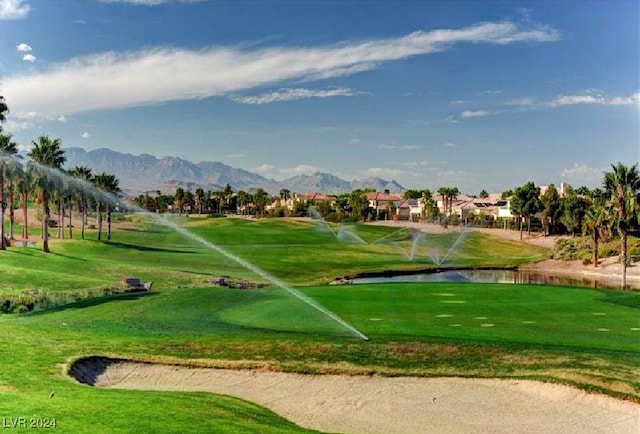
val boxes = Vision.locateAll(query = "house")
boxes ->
[267,192,338,212]
[396,198,423,222]
[365,192,403,219]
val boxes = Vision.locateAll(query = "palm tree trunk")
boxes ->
[22,191,28,240]
[68,199,73,239]
[622,231,628,290]
[519,216,523,240]
[81,201,86,240]
[96,201,102,241]
[9,188,15,240]
[59,200,64,239]
[43,190,50,253]
[107,207,112,241]
[0,169,5,250]
[593,232,599,268]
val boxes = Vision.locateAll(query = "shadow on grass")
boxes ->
[93,240,198,254]
[597,290,640,310]
[50,252,89,261]
[23,292,159,316]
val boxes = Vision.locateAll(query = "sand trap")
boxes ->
[71,357,640,434]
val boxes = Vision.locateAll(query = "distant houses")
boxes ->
[260,182,575,225]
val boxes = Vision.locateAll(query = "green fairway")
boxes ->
[1,217,638,433]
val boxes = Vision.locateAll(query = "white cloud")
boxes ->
[549,94,605,107]
[1,20,560,119]
[461,109,492,118]
[548,91,639,107]
[362,167,413,178]
[283,164,321,176]
[98,0,208,5]
[444,142,459,147]
[609,92,640,106]
[3,119,34,132]
[349,138,361,144]
[225,153,244,158]
[403,160,430,167]
[57,115,67,122]
[254,163,274,174]
[376,144,420,150]
[16,42,32,52]
[506,97,535,106]
[560,163,604,181]
[0,0,30,20]
[22,54,36,63]
[450,100,465,105]
[230,87,358,105]
[81,132,91,139]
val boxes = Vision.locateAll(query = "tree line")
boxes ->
[1,97,122,253]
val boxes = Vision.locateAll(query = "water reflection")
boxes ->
[351,269,635,290]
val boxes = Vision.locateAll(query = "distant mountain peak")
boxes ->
[63,147,405,195]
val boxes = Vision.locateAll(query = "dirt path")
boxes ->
[76,359,640,434]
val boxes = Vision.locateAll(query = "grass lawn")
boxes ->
[0,216,638,433]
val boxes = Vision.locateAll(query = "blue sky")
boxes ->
[0,0,638,194]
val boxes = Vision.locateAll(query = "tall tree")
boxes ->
[69,166,92,240]
[447,187,460,220]
[541,184,563,235]
[478,189,489,199]
[560,186,588,237]
[28,136,66,253]
[93,173,120,240]
[222,183,234,213]
[18,164,33,240]
[194,187,205,215]
[174,187,185,215]
[511,182,542,240]
[0,96,8,128]
[583,204,610,268]
[437,187,448,216]
[420,189,438,219]
[253,188,269,218]
[0,134,18,249]
[6,158,23,241]
[236,190,250,215]
[604,162,640,290]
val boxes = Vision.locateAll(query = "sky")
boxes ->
[0,0,638,194]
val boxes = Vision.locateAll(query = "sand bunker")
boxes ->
[71,357,640,434]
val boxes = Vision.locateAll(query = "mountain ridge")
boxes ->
[63,147,405,195]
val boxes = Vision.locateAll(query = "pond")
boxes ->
[350,269,635,290]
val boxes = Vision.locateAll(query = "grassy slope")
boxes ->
[1,217,638,433]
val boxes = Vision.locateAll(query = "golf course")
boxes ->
[1,216,639,432]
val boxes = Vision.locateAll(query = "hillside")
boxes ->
[63,147,405,195]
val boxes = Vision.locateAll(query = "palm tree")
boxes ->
[237,190,249,215]
[69,166,92,240]
[582,204,609,268]
[92,172,120,240]
[194,187,205,215]
[0,134,18,249]
[18,164,34,240]
[6,158,23,241]
[437,187,448,216]
[28,136,66,253]
[102,174,121,240]
[253,188,269,218]
[0,96,8,128]
[604,162,640,290]
[448,187,460,220]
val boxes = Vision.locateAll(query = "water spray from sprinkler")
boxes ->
[10,157,370,341]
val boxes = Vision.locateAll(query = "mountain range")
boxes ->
[62,147,405,196]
